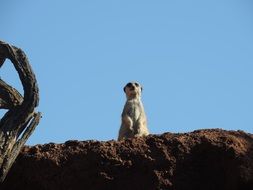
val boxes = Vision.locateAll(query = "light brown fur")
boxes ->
[118,82,149,140]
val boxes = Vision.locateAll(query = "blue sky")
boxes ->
[0,0,253,145]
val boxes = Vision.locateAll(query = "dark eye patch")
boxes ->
[134,83,139,86]
[126,83,133,88]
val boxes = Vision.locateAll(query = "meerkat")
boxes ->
[118,82,149,141]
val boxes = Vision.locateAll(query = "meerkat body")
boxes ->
[118,82,149,141]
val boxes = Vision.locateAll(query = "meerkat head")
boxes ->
[123,82,143,100]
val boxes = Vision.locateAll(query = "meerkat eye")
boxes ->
[126,83,132,88]
[134,83,139,87]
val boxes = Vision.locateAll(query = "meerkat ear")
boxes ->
[123,86,126,92]
[141,86,143,91]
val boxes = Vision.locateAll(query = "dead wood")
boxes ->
[0,40,41,182]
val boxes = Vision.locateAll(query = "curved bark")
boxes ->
[0,79,23,109]
[0,41,41,182]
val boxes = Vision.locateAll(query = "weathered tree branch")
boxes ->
[0,79,23,109]
[0,40,41,182]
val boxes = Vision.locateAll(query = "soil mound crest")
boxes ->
[1,129,253,190]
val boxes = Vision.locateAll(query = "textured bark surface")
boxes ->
[1,129,253,190]
[0,41,41,182]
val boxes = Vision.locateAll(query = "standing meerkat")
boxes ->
[118,82,149,141]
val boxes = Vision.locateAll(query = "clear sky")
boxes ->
[0,0,252,145]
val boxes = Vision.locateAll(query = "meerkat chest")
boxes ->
[123,100,144,121]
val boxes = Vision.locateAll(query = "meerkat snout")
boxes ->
[118,82,149,141]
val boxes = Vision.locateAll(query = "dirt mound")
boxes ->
[1,129,253,190]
